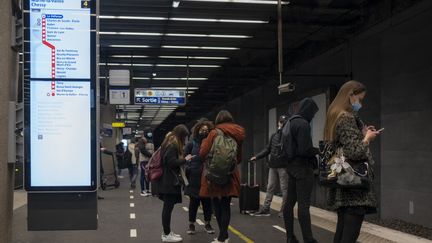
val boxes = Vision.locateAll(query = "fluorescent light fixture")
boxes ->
[170,17,267,24]
[150,87,200,90]
[111,55,150,58]
[182,0,290,4]
[159,56,229,60]
[173,1,180,7]
[99,31,251,39]
[101,63,153,67]
[99,16,167,21]
[132,77,151,80]
[108,44,150,48]
[156,64,220,68]
[152,73,157,77]
[162,45,239,50]
[99,15,268,24]
[152,78,207,80]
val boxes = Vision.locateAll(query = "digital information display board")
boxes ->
[135,89,186,105]
[24,0,97,191]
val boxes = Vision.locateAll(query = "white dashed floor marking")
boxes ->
[130,229,137,238]
[130,213,136,219]
[130,195,134,199]
[273,225,286,233]
[182,207,189,212]
[130,190,133,193]
[130,203,135,208]
[196,219,205,225]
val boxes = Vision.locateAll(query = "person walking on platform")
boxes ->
[137,137,154,196]
[125,138,139,189]
[324,81,379,243]
[200,110,245,243]
[184,119,215,235]
[154,125,193,243]
[283,98,319,243]
[250,115,289,217]
[115,142,125,178]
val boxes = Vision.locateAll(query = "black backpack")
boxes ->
[280,115,302,162]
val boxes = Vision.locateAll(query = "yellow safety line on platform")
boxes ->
[228,225,254,243]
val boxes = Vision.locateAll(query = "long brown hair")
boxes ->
[324,80,367,141]
[215,110,234,125]
[161,124,189,157]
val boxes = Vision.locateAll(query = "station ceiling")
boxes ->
[99,0,376,132]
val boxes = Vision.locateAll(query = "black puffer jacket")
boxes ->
[255,129,286,168]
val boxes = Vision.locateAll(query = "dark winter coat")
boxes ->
[289,98,320,168]
[327,112,377,212]
[255,129,286,168]
[184,138,205,198]
[153,143,186,195]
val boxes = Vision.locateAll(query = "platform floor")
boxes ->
[12,177,334,243]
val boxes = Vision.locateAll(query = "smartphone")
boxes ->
[377,128,385,133]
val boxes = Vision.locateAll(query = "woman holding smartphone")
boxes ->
[324,80,381,243]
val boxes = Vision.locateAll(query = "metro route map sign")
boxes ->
[24,0,97,191]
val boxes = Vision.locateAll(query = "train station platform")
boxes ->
[12,176,431,243]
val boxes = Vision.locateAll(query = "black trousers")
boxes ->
[283,165,316,243]
[189,197,212,223]
[334,210,365,243]
[212,197,231,241]
[162,194,178,235]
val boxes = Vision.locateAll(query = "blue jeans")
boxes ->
[140,161,150,192]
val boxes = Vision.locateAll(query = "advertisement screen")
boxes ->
[25,0,96,191]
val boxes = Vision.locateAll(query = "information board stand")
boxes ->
[23,0,98,230]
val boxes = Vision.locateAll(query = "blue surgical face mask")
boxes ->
[352,102,362,112]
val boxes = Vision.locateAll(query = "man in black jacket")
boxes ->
[250,115,289,217]
[284,97,319,243]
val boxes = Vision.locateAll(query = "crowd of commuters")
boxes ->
[108,80,380,243]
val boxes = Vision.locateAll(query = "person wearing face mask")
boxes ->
[184,119,216,235]
[324,80,380,243]
[249,115,289,217]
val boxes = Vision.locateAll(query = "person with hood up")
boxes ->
[249,115,289,217]
[199,110,245,243]
[283,97,319,243]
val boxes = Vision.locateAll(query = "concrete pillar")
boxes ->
[0,0,16,242]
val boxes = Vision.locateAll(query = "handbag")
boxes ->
[319,142,370,190]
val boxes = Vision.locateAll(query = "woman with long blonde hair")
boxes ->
[324,80,381,243]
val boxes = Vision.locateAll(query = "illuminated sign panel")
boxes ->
[24,0,96,191]
[134,89,186,105]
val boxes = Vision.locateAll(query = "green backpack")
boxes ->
[205,129,238,185]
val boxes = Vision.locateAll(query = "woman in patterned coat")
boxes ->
[324,80,382,243]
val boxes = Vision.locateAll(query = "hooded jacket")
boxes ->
[290,98,319,165]
[199,123,245,198]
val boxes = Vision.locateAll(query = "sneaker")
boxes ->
[210,238,229,243]
[252,209,270,216]
[204,224,215,234]
[162,232,182,242]
[186,224,195,235]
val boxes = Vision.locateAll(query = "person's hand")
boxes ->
[363,129,379,144]
[185,154,194,161]
[249,156,256,162]
[363,125,375,136]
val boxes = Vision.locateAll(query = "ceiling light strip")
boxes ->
[99,15,268,24]
[182,0,290,4]
[100,31,251,39]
